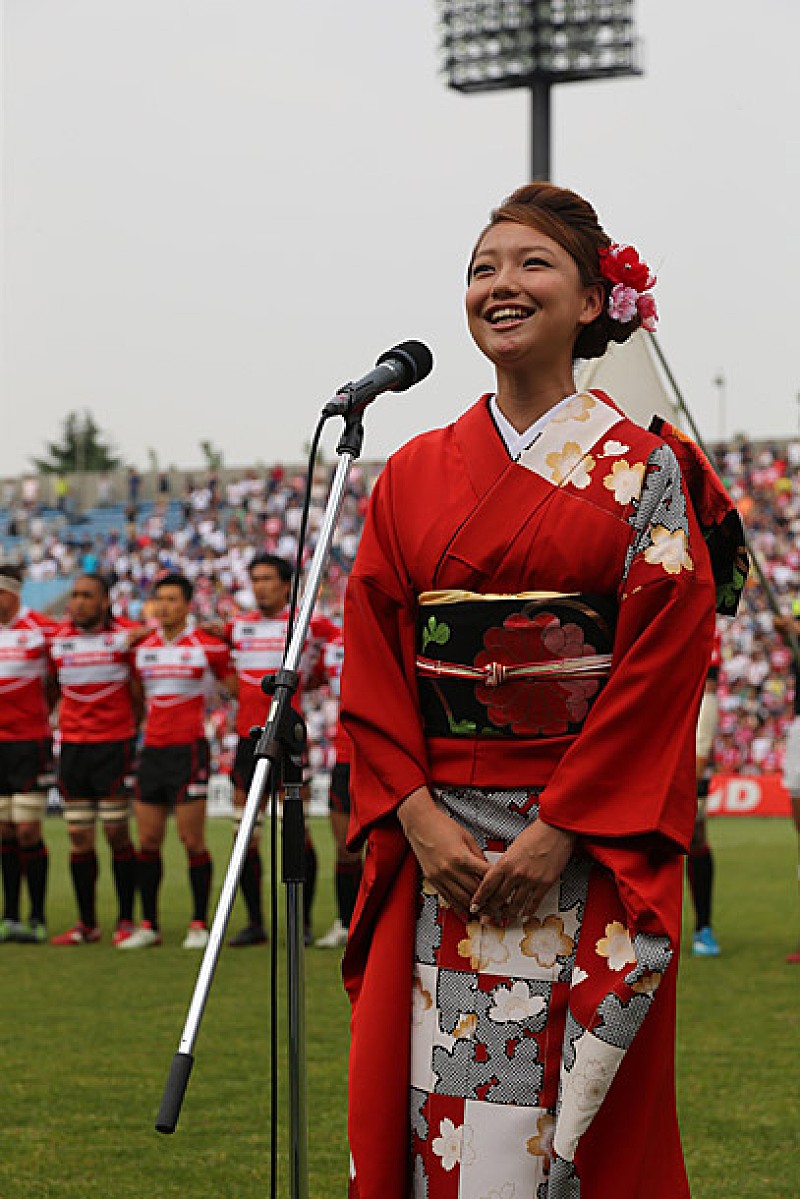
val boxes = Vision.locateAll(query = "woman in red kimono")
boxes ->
[340,183,746,1199]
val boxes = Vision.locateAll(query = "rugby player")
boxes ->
[119,573,235,949]
[49,573,143,945]
[0,566,57,944]
[224,553,329,947]
[775,607,800,963]
[312,628,361,949]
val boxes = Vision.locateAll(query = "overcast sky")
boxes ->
[1,0,798,478]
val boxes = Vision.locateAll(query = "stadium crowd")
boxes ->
[711,436,800,774]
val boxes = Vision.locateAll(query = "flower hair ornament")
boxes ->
[598,243,658,332]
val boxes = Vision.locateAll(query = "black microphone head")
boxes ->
[376,340,434,392]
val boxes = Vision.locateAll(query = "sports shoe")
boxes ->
[316,918,349,949]
[0,917,23,943]
[16,919,47,944]
[786,948,800,964]
[111,920,135,947]
[692,926,721,957]
[182,921,210,949]
[229,924,268,948]
[117,920,162,950]
[51,923,102,946]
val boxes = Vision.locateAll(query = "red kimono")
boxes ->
[341,391,718,1198]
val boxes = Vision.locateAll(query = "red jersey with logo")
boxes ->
[0,607,57,741]
[136,624,232,747]
[226,608,334,737]
[51,618,140,743]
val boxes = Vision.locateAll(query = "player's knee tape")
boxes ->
[0,794,12,823]
[99,797,130,827]
[12,792,47,823]
[63,800,97,829]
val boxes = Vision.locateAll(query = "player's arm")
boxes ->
[695,681,717,781]
[199,618,229,642]
[46,672,60,713]
[124,624,150,649]
[129,673,146,727]
[206,635,237,698]
[45,633,60,712]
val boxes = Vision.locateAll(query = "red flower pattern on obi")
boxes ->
[474,613,600,736]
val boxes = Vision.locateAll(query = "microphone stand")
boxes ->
[156,404,366,1199]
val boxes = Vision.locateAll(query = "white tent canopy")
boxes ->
[578,330,684,432]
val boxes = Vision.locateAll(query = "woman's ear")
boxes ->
[579,282,605,327]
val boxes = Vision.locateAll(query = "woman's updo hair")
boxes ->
[471,182,642,361]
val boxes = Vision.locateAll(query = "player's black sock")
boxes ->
[112,843,136,924]
[70,849,98,928]
[1,835,21,922]
[22,840,48,924]
[688,845,714,930]
[239,846,264,928]
[188,851,212,925]
[303,835,317,935]
[335,860,362,928]
[137,850,162,929]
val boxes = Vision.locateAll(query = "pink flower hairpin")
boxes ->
[598,243,658,332]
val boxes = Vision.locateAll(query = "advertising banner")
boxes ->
[708,774,792,818]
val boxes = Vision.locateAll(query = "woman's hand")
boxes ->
[469,819,576,925]
[397,787,488,921]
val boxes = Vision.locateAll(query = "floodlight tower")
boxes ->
[438,1,643,180]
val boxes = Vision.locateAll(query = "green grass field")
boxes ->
[0,816,797,1197]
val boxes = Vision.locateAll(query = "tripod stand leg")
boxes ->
[286,878,308,1197]
[283,783,308,1198]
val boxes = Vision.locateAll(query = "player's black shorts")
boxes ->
[58,739,136,802]
[232,735,258,792]
[0,739,52,796]
[329,762,351,816]
[232,735,310,794]
[135,739,210,807]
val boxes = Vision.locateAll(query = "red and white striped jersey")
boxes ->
[226,608,335,737]
[136,624,232,747]
[51,618,140,743]
[0,607,57,741]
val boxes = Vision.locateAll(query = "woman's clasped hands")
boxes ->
[398,786,575,925]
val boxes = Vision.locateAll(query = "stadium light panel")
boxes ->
[438,0,642,92]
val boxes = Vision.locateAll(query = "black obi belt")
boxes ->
[416,590,617,740]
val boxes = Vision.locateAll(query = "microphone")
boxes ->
[322,340,434,418]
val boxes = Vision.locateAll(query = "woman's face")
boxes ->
[465,221,602,372]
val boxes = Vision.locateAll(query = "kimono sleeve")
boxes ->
[341,460,430,844]
[537,442,715,850]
